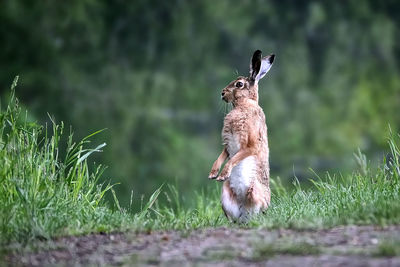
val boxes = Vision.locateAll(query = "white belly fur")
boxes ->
[221,155,259,222]
[229,156,257,200]
[225,133,257,199]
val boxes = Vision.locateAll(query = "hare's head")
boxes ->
[221,50,274,104]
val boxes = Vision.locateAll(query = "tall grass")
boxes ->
[0,77,133,244]
[127,133,400,230]
[249,136,400,228]
[137,133,400,231]
[1,77,400,246]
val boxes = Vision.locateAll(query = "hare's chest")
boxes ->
[222,114,240,158]
[223,130,241,157]
[222,112,248,157]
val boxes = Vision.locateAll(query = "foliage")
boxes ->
[0,77,133,244]
[1,1,400,205]
[127,130,400,232]
[1,79,400,247]
[144,131,400,231]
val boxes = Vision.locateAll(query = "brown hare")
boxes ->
[209,50,275,223]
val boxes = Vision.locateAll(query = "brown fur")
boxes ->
[209,51,274,222]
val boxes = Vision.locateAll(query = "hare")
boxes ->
[209,50,275,223]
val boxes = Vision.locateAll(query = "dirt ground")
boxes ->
[4,225,400,266]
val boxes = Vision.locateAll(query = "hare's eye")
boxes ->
[235,81,243,88]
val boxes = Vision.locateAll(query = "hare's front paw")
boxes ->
[216,166,231,182]
[208,168,219,179]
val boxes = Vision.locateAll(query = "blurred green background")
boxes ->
[1,1,399,208]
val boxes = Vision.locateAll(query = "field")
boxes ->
[5,226,400,266]
[1,80,400,265]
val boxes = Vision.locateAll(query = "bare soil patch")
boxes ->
[4,226,400,266]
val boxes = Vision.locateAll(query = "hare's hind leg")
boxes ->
[221,181,240,220]
[246,181,270,214]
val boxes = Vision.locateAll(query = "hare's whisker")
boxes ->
[217,101,224,114]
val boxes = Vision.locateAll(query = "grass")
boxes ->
[0,77,135,244]
[144,132,400,230]
[249,144,400,229]
[374,238,400,257]
[1,77,400,247]
[252,241,321,259]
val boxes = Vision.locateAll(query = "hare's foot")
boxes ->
[246,181,270,212]
[208,169,219,179]
[216,166,232,181]
[216,176,226,182]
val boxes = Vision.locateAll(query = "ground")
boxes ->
[4,225,400,266]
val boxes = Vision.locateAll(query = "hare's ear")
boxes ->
[249,50,275,83]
